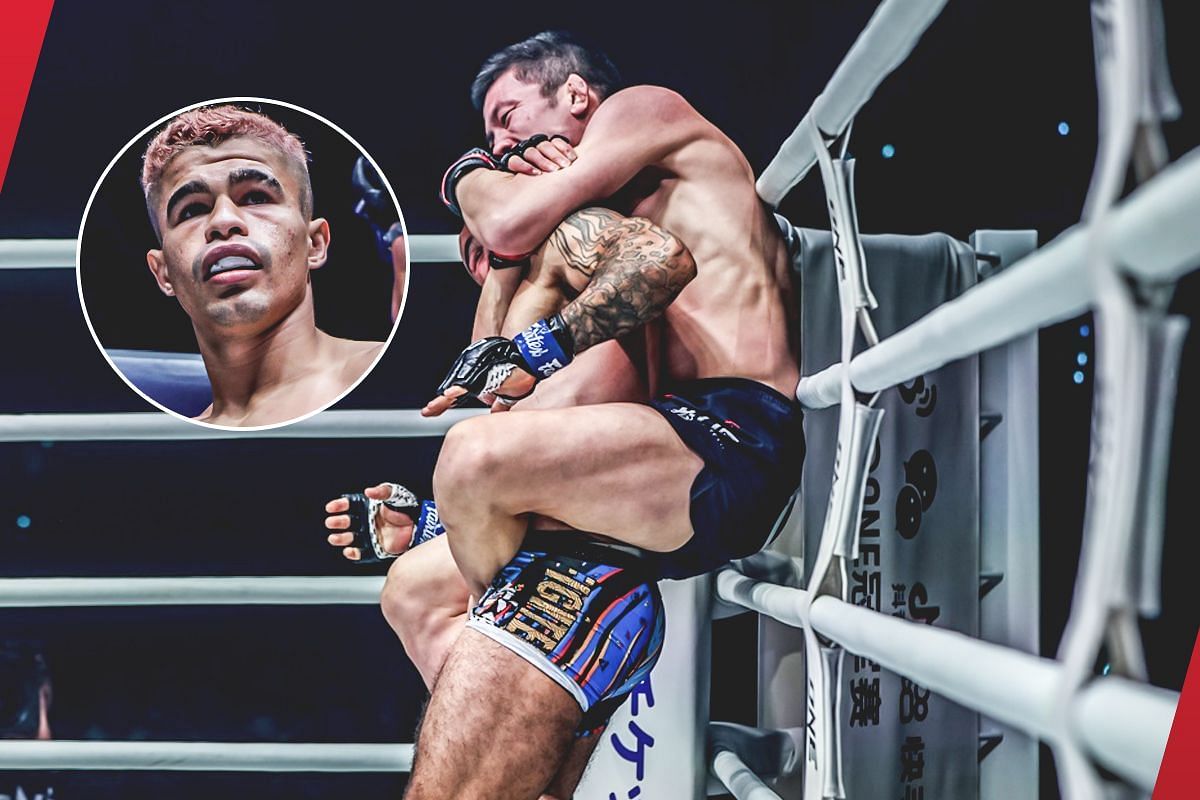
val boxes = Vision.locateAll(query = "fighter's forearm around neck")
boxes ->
[459,87,700,257]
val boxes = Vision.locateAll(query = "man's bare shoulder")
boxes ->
[603,85,696,120]
[535,207,630,290]
[587,86,710,155]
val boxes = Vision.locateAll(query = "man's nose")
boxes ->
[206,195,248,242]
[491,132,518,158]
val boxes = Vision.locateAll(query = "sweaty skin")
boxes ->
[423,207,694,415]
[427,75,800,600]
[461,78,800,397]
[326,209,671,800]
[146,137,383,426]
[385,67,802,800]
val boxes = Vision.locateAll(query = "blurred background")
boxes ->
[0,1,1196,797]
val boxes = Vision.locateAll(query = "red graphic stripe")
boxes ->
[1153,630,1200,797]
[0,0,54,194]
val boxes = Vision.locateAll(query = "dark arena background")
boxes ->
[0,1,1196,798]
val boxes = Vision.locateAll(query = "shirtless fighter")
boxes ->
[141,105,384,426]
[390,30,805,799]
[326,207,695,798]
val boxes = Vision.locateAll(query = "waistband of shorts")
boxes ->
[661,376,801,411]
[522,530,656,575]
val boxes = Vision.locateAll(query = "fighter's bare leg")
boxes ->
[542,734,603,799]
[379,536,470,687]
[404,629,582,800]
[433,402,701,595]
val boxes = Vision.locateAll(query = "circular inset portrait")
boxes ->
[78,98,407,430]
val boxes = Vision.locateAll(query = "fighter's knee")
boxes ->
[435,416,509,494]
[380,558,420,633]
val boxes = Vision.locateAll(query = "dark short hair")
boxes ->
[471,31,623,110]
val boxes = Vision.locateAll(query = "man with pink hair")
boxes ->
[140,105,384,427]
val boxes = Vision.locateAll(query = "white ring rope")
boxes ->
[1070,675,1179,791]
[715,572,1175,792]
[714,568,810,628]
[756,0,949,206]
[0,239,75,268]
[1,5,1186,792]
[796,142,1200,408]
[0,408,485,442]
[1047,5,1175,796]
[0,741,413,772]
[407,233,465,263]
[710,749,785,800]
[0,235,461,269]
[0,576,385,607]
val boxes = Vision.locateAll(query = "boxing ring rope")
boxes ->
[0,741,412,772]
[756,0,949,206]
[0,408,483,441]
[714,565,810,628]
[0,571,412,772]
[0,5,1185,796]
[796,142,1200,408]
[714,572,1177,792]
[711,749,785,800]
[0,235,462,269]
[0,240,498,777]
[709,2,1185,798]
[0,576,384,607]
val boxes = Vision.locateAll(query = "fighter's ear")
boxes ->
[146,249,175,296]
[564,73,590,117]
[307,217,331,270]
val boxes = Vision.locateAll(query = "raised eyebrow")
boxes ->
[228,167,282,194]
[165,179,210,221]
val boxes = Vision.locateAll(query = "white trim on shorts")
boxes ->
[465,618,590,712]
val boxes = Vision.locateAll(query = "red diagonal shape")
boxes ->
[1153,630,1200,797]
[0,0,55,194]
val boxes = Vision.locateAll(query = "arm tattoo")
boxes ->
[548,207,626,278]
[554,212,697,354]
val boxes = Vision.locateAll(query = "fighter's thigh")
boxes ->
[445,403,702,551]
[542,733,603,800]
[408,629,581,800]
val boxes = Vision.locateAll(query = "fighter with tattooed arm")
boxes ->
[330,29,806,798]
[326,206,694,799]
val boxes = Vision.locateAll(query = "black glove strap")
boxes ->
[498,133,570,171]
[436,337,537,406]
[441,148,500,217]
[489,252,529,270]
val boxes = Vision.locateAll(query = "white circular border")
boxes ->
[75,96,411,433]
